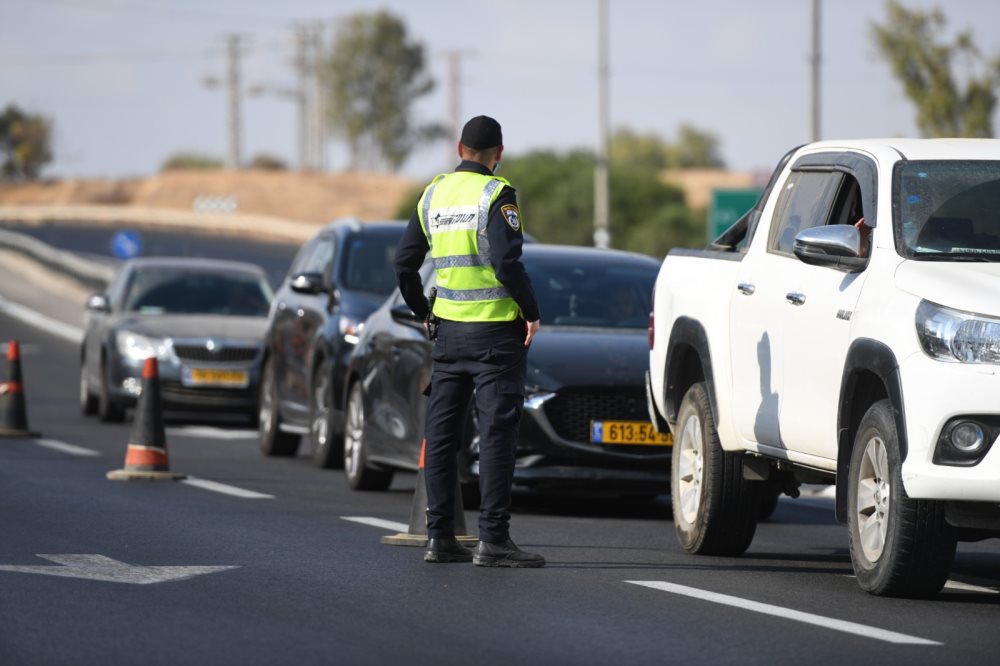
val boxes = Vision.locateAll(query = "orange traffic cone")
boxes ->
[0,340,37,438]
[107,358,185,481]
[381,439,476,546]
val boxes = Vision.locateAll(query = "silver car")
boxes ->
[80,257,273,422]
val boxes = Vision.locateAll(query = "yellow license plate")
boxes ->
[183,367,249,388]
[591,420,673,446]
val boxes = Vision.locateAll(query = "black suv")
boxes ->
[258,218,405,467]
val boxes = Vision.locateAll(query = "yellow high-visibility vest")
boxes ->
[417,171,522,321]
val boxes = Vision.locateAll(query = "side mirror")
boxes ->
[793,226,868,272]
[390,303,424,330]
[290,272,325,295]
[86,293,111,313]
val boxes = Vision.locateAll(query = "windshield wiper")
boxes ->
[911,251,998,262]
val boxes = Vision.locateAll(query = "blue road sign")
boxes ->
[111,230,143,260]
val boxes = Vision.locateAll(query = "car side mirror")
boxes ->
[793,226,868,273]
[290,272,326,295]
[390,303,424,329]
[86,293,111,313]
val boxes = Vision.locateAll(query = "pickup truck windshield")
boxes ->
[895,160,1000,260]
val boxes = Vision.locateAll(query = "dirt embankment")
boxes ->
[0,169,417,223]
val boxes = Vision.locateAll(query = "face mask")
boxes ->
[493,160,502,174]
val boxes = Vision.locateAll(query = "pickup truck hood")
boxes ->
[526,327,648,390]
[895,261,1000,316]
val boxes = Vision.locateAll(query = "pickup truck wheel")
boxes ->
[671,382,759,555]
[847,399,956,597]
[258,357,301,457]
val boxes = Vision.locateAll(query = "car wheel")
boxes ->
[310,360,343,469]
[258,356,300,456]
[343,382,393,491]
[847,399,956,597]
[758,481,782,521]
[671,381,759,555]
[459,404,481,509]
[97,357,124,423]
[79,354,97,416]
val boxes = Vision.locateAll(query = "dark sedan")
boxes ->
[341,244,672,497]
[80,257,273,421]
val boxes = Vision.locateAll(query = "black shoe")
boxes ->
[473,539,545,568]
[424,537,473,563]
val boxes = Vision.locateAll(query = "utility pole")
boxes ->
[594,0,610,249]
[226,33,243,169]
[810,0,822,142]
[306,22,326,171]
[294,26,311,170]
[445,50,463,163]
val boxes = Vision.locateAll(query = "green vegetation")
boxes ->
[873,0,1000,138]
[0,104,52,181]
[322,11,445,172]
[160,153,224,171]
[248,153,288,171]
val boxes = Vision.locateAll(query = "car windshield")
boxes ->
[123,267,273,316]
[526,257,656,329]
[895,160,1000,260]
[341,234,400,296]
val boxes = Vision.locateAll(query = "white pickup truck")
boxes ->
[647,139,1000,597]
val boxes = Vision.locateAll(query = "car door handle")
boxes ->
[737,282,755,295]
[786,292,806,306]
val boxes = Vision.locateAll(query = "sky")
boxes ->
[2,0,1000,182]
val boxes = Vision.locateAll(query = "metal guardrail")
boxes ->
[0,228,115,291]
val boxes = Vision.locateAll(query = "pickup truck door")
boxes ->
[778,165,874,461]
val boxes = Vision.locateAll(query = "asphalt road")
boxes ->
[1,235,999,665]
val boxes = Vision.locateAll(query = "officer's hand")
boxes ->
[524,319,540,347]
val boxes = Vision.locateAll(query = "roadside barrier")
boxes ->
[0,340,37,437]
[107,358,186,481]
[381,439,477,547]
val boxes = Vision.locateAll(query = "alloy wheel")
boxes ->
[344,386,364,480]
[677,412,705,525]
[312,370,330,451]
[856,436,891,562]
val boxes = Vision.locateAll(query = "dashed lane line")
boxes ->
[0,294,83,344]
[341,516,409,533]
[33,438,100,457]
[167,426,258,440]
[625,580,942,646]
[180,477,274,499]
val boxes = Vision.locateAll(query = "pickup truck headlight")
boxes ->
[116,331,175,364]
[916,300,1000,364]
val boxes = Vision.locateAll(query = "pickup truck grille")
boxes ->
[544,388,649,443]
[173,345,259,363]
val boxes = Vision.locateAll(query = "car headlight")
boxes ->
[116,331,175,363]
[339,315,365,345]
[916,300,1000,364]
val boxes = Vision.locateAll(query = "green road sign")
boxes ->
[708,188,761,243]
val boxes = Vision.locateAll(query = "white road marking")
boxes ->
[341,516,410,533]
[167,426,258,440]
[181,477,274,499]
[625,580,942,646]
[0,295,83,344]
[1,342,41,355]
[33,438,100,457]
[944,580,999,595]
[0,554,237,585]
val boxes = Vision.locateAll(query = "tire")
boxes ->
[258,356,301,457]
[671,382,759,555]
[847,399,956,598]
[310,360,343,469]
[343,382,393,491]
[758,481,782,521]
[97,357,124,423]
[79,354,98,416]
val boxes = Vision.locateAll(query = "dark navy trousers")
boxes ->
[423,318,526,543]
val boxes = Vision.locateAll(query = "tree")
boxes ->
[873,0,1000,138]
[611,124,725,171]
[0,104,52,181]
[668,124,725,169]
[323,11,445,171]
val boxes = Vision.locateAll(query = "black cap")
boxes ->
[460,115,502,149]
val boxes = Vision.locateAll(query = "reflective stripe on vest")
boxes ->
[417,172,521,322]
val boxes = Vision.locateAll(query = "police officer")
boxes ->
[394,115,544,568]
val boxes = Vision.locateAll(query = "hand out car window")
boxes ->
[124,267,273,316]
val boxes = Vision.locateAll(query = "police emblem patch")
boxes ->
[500,204,521,232]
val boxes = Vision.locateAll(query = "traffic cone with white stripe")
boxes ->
[107,358,185,481]
[0,340,37,438]
[381,439,476,546]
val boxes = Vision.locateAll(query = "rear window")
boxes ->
[341,233,400,296]
[124,267,273,316]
